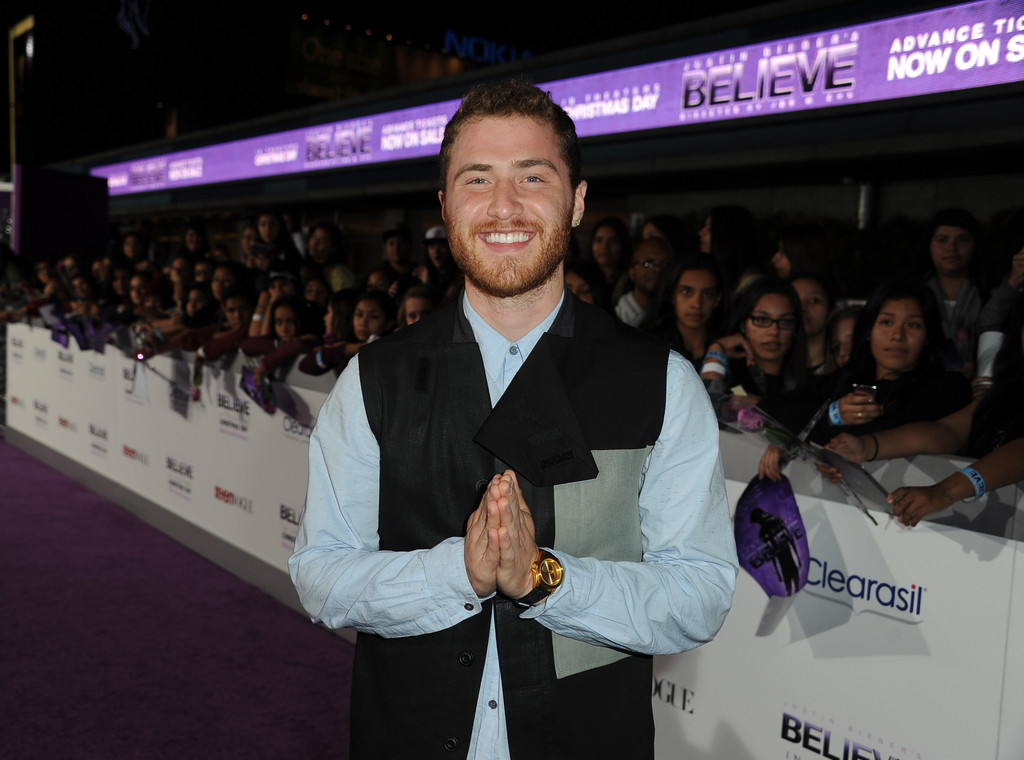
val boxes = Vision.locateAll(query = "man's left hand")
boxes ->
[464,471,538,599]
[489,471,538,600]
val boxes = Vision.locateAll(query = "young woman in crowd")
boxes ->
[238,220,257,267]
[826,305,861,371]
[650,254,726,370]
[582,216,632,304]
[241,295,322,386]
[209,262,242,309]
[700,277,807,405]
[395,285,438,330]
[791,275,835,375]
[823,296,1024,526]
[414,226,463,304]
[178,222,209,260]
[307,222,356,293]
[303,271,331,313]
[299,290,395,376]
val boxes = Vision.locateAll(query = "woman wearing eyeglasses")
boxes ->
[758,279,973,479]
[700,277,808,405]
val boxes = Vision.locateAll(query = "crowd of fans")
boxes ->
[1,203,1022,524]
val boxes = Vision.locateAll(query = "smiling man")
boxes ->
[289,79,737,760]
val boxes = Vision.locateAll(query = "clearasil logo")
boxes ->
[282,415,313,439]
[805,556,924,622]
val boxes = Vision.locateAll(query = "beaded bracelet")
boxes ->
[866,433,879,462]
[828,400,844,426]
[251,314,264,322]
[960,467,986,501]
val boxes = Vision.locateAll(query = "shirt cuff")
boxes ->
[423,537,492,617]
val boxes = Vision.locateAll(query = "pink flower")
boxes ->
[737,407,764,432]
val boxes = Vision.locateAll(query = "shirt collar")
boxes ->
[462,290,565,387]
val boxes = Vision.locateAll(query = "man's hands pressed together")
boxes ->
[465,470,539,600]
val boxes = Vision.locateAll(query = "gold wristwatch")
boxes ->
[513,550,564,608]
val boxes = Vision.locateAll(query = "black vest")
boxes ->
[353,294,667,759]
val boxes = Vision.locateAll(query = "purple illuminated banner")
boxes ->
[548,0,1023,135]
[92,0,1024,196]
[93,102,460,196]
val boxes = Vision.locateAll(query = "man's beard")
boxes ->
[449,209,572,299]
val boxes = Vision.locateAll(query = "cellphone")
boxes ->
[852,383,877,400]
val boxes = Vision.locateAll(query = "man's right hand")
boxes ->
[465,475,502,597]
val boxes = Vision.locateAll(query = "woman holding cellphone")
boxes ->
[759,280,971,479]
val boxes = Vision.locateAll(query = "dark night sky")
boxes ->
[3,1,797,177]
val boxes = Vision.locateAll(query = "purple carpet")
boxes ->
[0,437,353,759]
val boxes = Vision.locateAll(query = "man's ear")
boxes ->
[572,181,587,227]
[438,190,446,222]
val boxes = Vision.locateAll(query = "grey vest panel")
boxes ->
[551,446,651,678]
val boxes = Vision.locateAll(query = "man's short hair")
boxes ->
[439,79,582,192]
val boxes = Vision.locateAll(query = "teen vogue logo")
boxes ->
[122,444,150,466]
[214,486,253,514]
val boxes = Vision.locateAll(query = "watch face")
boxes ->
[537,557,564,588]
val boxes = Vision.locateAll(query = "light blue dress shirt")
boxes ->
[289,293,738,759]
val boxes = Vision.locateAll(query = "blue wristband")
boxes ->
[828,400,844,426]
[705,350,727,365]
[315,349,326,369]
[960,467,986,501]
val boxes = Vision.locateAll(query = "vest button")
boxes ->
[458,651,474,666]
[443,736,460,751]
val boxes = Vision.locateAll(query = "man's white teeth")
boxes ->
[485,231,531,244]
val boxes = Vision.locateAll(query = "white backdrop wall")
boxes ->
[6,321,1022,759]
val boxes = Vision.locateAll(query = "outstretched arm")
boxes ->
[826,401,977,464]
[888,436,1024,526]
